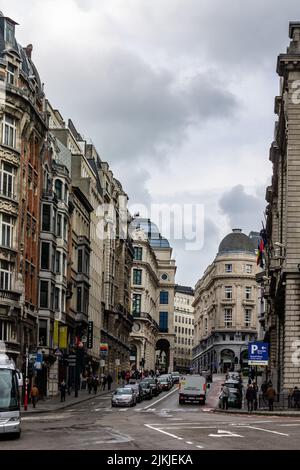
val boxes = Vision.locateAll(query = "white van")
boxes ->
[0,354,22,438]
[179,374,206,405]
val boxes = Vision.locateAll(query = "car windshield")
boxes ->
[0,369,19,411]
[226,382,239,388]
[115,388,132,395]
[172,372,179,376]
[140,383,149,388]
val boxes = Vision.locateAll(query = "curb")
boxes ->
[21,387,117,416]
[213,408,300,418]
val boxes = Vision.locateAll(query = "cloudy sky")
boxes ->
[3,0,299,285]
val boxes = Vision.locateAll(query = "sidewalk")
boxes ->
[20,383,118,416]
[214,408,300,417]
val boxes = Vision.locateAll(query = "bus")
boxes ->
[0,353,22,438]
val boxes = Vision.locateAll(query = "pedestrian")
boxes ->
[93,375,99,394]
[60,380,67,402]
[220,384,229,410]
[107,373,113,390]
[292,387,300,408]
[30,384,39,408]
[87,376,93,394]
[246,384,255,412]
[125,370,130,384]
[102,375,107,390]
[252,381,258,410]
[266,383,276,411]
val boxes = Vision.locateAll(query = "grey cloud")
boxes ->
[219,184,266,234]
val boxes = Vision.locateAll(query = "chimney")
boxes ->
[232,228,242,233]
[24,44,33,59]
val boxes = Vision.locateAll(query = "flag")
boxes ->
[257,238,265,267]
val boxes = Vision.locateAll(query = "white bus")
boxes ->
[0,353,22,438]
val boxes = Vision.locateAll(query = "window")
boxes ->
[0,320,11,341]
[61,290,66,313]
[55,251,61,274]
[225,286,232,299]
[132,293,141,316]
[42,204,51,231]
[0,162,15,198]
[189,318,191,324]
[63,254,67,276]
[39,281,49,308]
[77,286,82,312]
[175,315,177,322]
[222,334,226,341]
[242,334,246,341]
[54,287,60,311]
[133,247,142,260]
[0,213,13,247]
[54,179,63,200]
[178,326,181,333]
[56,213,62,237]
[245,309,252,327]
[230,335,234,341]
[224,308,233,327]
[3,115,17,148]
[63,216,67,240]
[0,261,12,290]
[133,269,142,285]
[64,184,68,203]
[160,291,169,304]
[41,242,50,270]
[38,319,48,346]
[4,21,14,44]
[185,327,188,334]
[245,286,252,300]
[245,264,252,274]
[7,63,15,85]
[78,249,83,273]
[225,264,232,273]
[159,312,168,332]
[175,326,177,333]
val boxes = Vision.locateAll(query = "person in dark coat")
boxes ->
[107,373,113,390]
[292,387,300,408]
[246,384,255,412]
[93,376,99,394]
[87,376,93,394]
[266,384,276,411]
[60,380,67,402]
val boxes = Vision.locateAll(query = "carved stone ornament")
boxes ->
[0,200,18,215]
[0,147,20,167]
[131,228,148,242]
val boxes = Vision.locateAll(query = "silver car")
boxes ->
[111,387,136,407]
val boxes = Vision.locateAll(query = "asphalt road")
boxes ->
[1,378,300,450]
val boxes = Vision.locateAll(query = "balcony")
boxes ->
[42,189,58,203]
[0,189,18,203]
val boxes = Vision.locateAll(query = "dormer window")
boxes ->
[4,21,14,45]
[7,63,15,85]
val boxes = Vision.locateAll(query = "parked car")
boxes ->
[179,374,206,405]
[228,389,243,409]
[139,381,152,400]
[171,372,180,384]
[158,375,172,391]
[124,383,142,402]
[141,378,160,396]
[225,379,243,393]
[111,387,136,407]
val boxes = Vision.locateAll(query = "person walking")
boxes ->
[107,373,113,391]
[92,376,99,394]
[102,374,107,391]
[220,384,230,410]
[60,380,67,402]
[125,370,130,384]
[292,386,300,408]
[87,376,93,394]
[266,383,276,411]
[30,384,39,408]
[252,382,258,410]
[246,384,255,412]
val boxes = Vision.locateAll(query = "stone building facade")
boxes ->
[0,14,47,369]
[174,285,194,373]
[262,22,300,392]
[192,229,259,373]
[129,218,176,373]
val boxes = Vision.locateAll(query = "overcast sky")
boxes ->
[3,0,299,286]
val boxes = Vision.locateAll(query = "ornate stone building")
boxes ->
[129,218,176,373]
[262,22,300,392]
[174,285,194,373]
[0,14,47,369]
[192,229,259,373]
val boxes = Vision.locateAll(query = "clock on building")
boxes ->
[161,273,168,281]
[133,323,140,332]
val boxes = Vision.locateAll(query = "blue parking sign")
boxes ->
[248,342,269,365]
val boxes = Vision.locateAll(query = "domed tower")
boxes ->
[192,229,259,375]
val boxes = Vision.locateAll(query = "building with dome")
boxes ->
[129,218,176,373]
[192,229,260,373]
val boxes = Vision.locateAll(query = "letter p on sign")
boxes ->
[251,345,258,354]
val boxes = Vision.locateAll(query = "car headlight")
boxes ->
[9,417,19,422]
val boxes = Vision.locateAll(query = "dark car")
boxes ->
[141,378,160,396]
[171,372,180,384]
[158,375,172,391]
[228,390,243,409]
[139,381,152,400]
[111,387,136,407]
[124,383,142,402]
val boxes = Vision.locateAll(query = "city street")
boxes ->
[1,379,300,450]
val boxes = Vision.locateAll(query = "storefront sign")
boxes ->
[53,320,59,348]
[59,326,68,349]
[87,321,93,349]
[100,342,108,355]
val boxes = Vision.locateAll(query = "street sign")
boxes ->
[248,342,269,365]
[115,359,120,366]
[87,321,93,349]
[81,335,87,343]
[100,360,105,367]
[67,354,76,367]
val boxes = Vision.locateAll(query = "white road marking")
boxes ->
[143,387,178,410]
[196,445,203,449]
[22,414,68,421]
[279,423,300,427]
[145,424,183,440]
[119,408,129,412]
[209,429,243,438]
[186,441,194,445]
[237,425,289,436]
